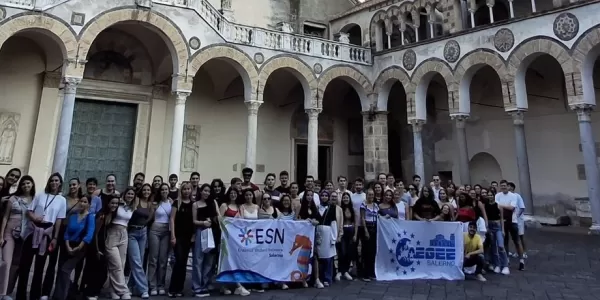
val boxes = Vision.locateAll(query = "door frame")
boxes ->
[292,138,333,182]
[76,79,157,181]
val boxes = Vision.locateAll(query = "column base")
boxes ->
[589,224,600,235]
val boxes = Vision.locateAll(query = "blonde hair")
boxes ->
[177,181,193,210]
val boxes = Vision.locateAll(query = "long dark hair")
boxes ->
[340,191,355,223]
[157,183,170,202]
[372,182,384,200]
[383,189,397,209]
[44,172,63,194]
[418,186,435,203]
[224,186,243,206]
[210,178,226,205]
[12,175,36,197]
[198,183,217,217]
[137,183,153,200]
[241,188,256,204]
[1,168,21,196]
[298,190,317,220]
[279,194,293,214]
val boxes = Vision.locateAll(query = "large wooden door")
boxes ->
[64,99,137,191]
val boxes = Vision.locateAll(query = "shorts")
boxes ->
[518,218,525,235]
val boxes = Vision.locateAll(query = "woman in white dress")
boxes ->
[315,191,337,287]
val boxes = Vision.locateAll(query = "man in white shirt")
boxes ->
[299,175,320,207]
[350,177,366,278]
[377,173,387,189]
[495,180,525,271]
[508,182,527,257]
[432,175,442,201]
[385,173,395,191]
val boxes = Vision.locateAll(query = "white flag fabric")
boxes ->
[216,218,315,283]
[375,218,465,280]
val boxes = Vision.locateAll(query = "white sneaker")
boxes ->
[343,272,353,280]
[141,292,149,299]
[158,289,166,295]
[501,267,510,275]
[221,287,232,295]
[475,274,487,282]
[87,297,97,300]
[121,294,132,300]
[488,265,495,271]
[323,282,330,287]
[41,297,49,300]
[110,292,120,300]
[280,284,289,290]
[335,272,341,281]
[150,290,158,296]
[315,279,324,289]
[494,266,501,274]
[234,286,250,296]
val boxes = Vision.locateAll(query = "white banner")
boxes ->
[216,218,315,283]
[375,218,465,280]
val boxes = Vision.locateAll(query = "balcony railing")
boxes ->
[153,0,371,64]
[0,0,65,10]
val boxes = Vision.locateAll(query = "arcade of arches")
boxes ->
[2,15,600,230]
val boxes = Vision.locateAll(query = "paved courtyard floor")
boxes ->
[191,227,599,300]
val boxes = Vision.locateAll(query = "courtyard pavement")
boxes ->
[175,226,600,300]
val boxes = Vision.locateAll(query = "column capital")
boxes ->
[450,114,469,128]
[245,100,263,116]
[63,76,82,94]
[571,103,595,122]
[173,91,191,105]
[409,119,425,133]
[305,108,322,120]
[509,109,526,125]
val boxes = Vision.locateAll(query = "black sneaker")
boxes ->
[519,260,525,271]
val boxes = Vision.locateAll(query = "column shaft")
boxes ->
[306,108,320,178]
[245,100,262,170]
[412,120,425,180]
[573,105,600,233]
[511,110,533,214]
[52,77,81,176]
[168,92,189,176]
[453,115,470,185]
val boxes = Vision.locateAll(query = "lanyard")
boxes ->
[44,194,57,213]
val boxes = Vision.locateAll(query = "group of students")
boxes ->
[0,167,526,300]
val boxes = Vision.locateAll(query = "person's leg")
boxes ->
[355,226,364,278]
[503,220,511,254]
[42,242,61,298]
[7,239,23,295]
[74,256,85,291]
[55,250,85,300]
[157,227,170,293]
[518,218,527,256]
[510,223,525,270]
[367,226,377,279]
[15,236,34,300]
[323,258,333,285]
[127,229,149,296]
[200,252,216,293]
[147,227,160,293]
[0,230,16,297]
[169,237,190,294]
[191,229,204,294]
[31,251,49,300]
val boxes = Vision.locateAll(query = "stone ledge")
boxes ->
[524,215,571,227]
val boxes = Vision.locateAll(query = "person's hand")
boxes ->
[205,219,212,227]
[310,219,319,226]
[96,251,104,260]
[465,253,471,259]
[426,218,432,222]
[170,237,176,246]
[365,232,370,240]
[353,235,357,243]
[336,235,342,243]
[0,239,6,248]
[49,238,57,250]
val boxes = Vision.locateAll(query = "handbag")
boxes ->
[200,229,215,253]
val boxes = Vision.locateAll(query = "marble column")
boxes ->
[51,76,82,176]
[245,100,262,170]
[572,104,600,234]
[306,108,321,178]
[411,119,425,180]
[452,114,470,185]
[510,110,533,214]
[168,91,190,177]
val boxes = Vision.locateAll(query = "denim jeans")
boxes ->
[127,227,149,295]
[337,226,355,274]
[192,229,216,293]
[147,223,170,291]
[487,221,508,268]
[318,258,334,284]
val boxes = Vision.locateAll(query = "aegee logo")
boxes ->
[387,231,457,275]
[237,227,285,246]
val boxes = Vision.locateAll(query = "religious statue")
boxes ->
[0,113,20,165]
[181,125,200,172]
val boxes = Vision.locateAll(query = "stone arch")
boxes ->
[572,25,600,106]
[373,66,411,110]
[411,59,454,120]
[317,65,373,110]
[0,14,78,76]
[78,7,190,89]
[469,152,502,186]
[85,28,153,85]
[189,44,258,102]
[258,55,317,108]
[454,49,508,114]
[370,10,388,48]
[507,37,573,109]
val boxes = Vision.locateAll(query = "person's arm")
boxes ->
[170,206,177,245]
[478,201,488,227]
[27,194,42,223]
[0,198,11,244]
[412,201,425,221]
[336,206,343,241]
[500,208,505,235]
[82,213,96,246]
[219,203,228,216]
[360,206,368,238]
[94,215,104,256]
[404,202,411,220]
[212,200,220,222]
[192,202,204,226]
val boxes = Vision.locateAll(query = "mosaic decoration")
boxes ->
[553,13,579,41]
[402,50,416,71]
[189,37,201,50]
[493,28,515,53]
[70,12,85,26]
[443,40,460,63]
[254,52,264,64]
[313,63,323,74]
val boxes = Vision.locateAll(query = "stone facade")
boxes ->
[1,0,600,230]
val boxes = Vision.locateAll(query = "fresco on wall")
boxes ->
[0,112,19,165]
[181,125,200,172]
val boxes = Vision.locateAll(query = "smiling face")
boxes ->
[265,175,275,188]
[78,196,90,211]
[6,169,20,186]
[201,186,211,200]
[169,176,178,187]
[106,175,116,190]
[229,189,238,202]
[141,185,152,198]
[160,184,169,199]
[124,189,136,202]
[21,179,33,194]
[109,197,119,212]
[213,181,222,194]
[244,190,254,204]
[69,179,79,194]
[153,176,162,189]
[341,193,350,205]
[48,175,61,193]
